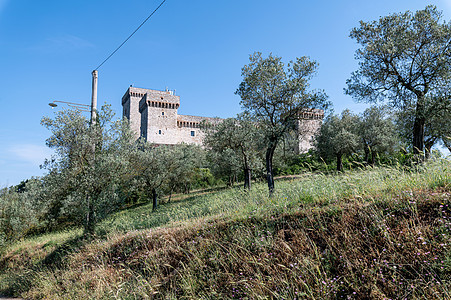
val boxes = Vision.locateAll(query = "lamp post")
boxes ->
[49,70,98,125]
[48,71,99,235]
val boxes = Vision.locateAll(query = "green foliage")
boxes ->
[396,93,451,157]
[40,105,135,234]
[204,116,264,189]
[346,5,451,154]
[207,148,242,186]
[273,149,333,176]
[128,142,208,209]
[236,52,330,193]
[315,110,360,171]
[0,179,43,247]
[358,106,400,164]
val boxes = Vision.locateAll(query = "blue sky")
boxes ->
[0,0,450,186]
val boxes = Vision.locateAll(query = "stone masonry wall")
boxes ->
[296,109,324,153]
[122,86,323,152]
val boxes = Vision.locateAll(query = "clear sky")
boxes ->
[0,0,450,187]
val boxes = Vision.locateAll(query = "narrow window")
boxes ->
[191,131,195,137]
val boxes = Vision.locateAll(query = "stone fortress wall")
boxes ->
[297,109,324,153]
[123,87,221,145]
[122,86,323,152]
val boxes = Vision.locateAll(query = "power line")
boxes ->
[94,0,167,70]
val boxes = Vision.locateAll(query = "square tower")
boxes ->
[122,87,149,137]
[138,89,180,143]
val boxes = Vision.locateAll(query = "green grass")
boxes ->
[99,159,450,235]
[0,158,450,299]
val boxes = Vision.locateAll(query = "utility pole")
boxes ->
[86,69,98,235]
[91,70,98,125]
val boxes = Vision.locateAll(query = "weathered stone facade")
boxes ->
[296,109,324,153]
[122,87,323,152]
[122,87,221,145]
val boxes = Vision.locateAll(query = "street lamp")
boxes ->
[48,100,90,112]
[48,70,98,125]
[47,70,99,235]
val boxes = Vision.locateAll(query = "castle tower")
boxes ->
[139,89,180,143]
[122,86,222,146]
[122,87,148,137]
[296,108,324,153]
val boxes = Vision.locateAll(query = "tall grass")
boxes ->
[0,159,449,299]
[98,158,450,235]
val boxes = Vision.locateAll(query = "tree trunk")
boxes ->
[425,143,433,160]
[243,153,251,190]
[413,99,425,156]
[152,188,158,211]
[336,153,343,172]
[85,195,95,236]
[425,145,432,160]
[243,168,251,190]
[424,137,437,160]
[370,151,376,166]
[266,145,276,196]
[364,146,370,165]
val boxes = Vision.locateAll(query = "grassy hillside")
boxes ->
[0,160,450,299]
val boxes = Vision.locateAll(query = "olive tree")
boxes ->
[129,143,204,210]
[346,5,451,155]
[315,110,360,172]
[396,91,451,157]
[236,52,329,194]
[0,178,44,246]
[359,106,399,165]
[41,105,134,235]
[207,148,242,187]
[204,116,263,190]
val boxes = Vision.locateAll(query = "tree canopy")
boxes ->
[358,106,399,164]
[204,116,263,190]
[41,105,134,234]
[345,5,451,155]
[236,52,329,194]
[315,110,360,172]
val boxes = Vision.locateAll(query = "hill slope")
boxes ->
[1,160,450,299]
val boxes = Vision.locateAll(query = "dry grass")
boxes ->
[0,160,450,299]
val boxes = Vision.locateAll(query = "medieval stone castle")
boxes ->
[122,86,323,153]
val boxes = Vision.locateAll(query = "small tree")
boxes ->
[41,105,134,235]
[207,148,242,187]
[164,144,205,198]
[204,116,263,190]
[359,106,399,165]
[346,6,451,155]
[315,110,360,172]
[129,143,204,210]
[0,178,44,246]
[236,52,329,194]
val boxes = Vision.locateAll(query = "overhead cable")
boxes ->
[94,0,167,70]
